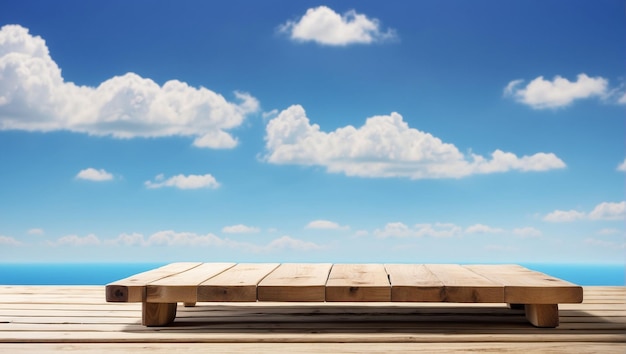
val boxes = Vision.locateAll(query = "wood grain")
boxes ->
[385,264,444,301]
[525,304,560,328]
[106,263,202,302]
[198,263,280,302]
[465,264,584,304]
[326,264,391,301]
[257,263,332,301]
[0,286,624,349]
[142,302,176,327]
[146,263,235,303]
[425,264,503,303]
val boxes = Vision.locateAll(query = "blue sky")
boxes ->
[0,0,624,263]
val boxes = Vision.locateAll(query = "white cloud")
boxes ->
[0,235,21,246]
[0,25,258,148]
[512,227,542,238]
[305,219,349,230]
[584,238,626,249]
[354,229,369,237]
[53,234,101,246]
[76,168,114,181]
[543,201,626,222]
[465,224,504,234]
[597,228,621,235]
[109,232,146,246]
[27,228,44,235]
[279,6,396,46]
[222,224,260,234]
[588,201,626,221]
[374,222,461,238]
[104,230,323,252]
[262,235,323,251]
[617,158,626,172]
[504,74,608,109]
[264,105,565,179]
[145,230,225,247]
[543,209,586,222]
[145,173,220,190]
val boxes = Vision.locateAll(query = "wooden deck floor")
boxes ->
[0,286,624,353]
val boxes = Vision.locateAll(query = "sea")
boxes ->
[0,263,623,286]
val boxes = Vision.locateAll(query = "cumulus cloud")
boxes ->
[374,222,461,238]
[264,105,565,179]
[543,209,586,222]
[512,227,542,238]
[279,6,396,45]
[0,235,21,246]
[504,74,608,109]
[222,224,260,234]
[617,158,626,172]
[305,219,349,230]
[75,168,114,181]
[543,201,625,222]
[145,173,220,189]
[0,25,258,148]
[588,201,626,221]
[465,224,504,234]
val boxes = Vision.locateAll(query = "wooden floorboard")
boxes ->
[0,286,624,352]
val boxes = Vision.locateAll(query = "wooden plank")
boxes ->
[106,263,202,302]
[257,263,332,301]
[425,264,503,303]
[198,263,280,302]
[2,343,626,354]
[464,264,583,304]
[385,264,444,302]
[326,264,391,302]
[146,263,236,303]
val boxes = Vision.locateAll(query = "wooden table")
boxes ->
[106,263,583,327]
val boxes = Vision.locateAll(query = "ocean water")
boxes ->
[0,263,623,286]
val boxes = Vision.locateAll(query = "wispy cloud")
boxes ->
[374,222,462,238]
[584,238,626,249]
[52,234,101,246]
[43,230,324,253]
[76,168,114,181]
[113,231,323,252]
[617,158,626,172]
[305,219,349,230]
[279,6,397,46]
[465,224,504,234]
[512,227,542,238]
[222,224,260,234]
[597,228,621,235]
[543,201,625,222]
[0,25,258,149]
[262,235,323,251]
[504,74,609,109]
[145,173,220,190]
[0,235,21,246]
[27,228,44,236]
[264,105,565,179]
